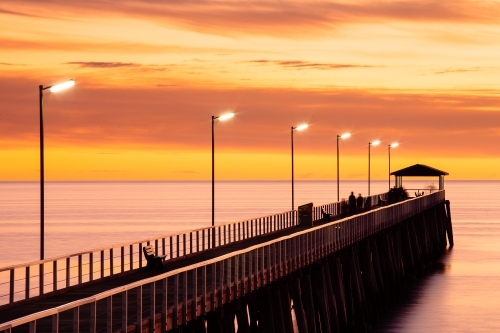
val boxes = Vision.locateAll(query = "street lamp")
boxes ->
[291,124,308,211]
[368,140,380,196]
[39,79,75,260]
[212,112,234,247]
[336,132,350,201]
[388,142,399,191]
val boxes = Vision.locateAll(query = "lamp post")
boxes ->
[39,79,75,260]
[212,112,234,247]
[388,142,399,191]
[291,124,308,211]
[368,140,380,196]
[336,132,350,202]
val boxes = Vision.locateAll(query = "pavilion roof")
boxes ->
[390,164,449,177]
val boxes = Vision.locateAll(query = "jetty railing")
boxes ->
[314,192,387,218]
[0,210,296,307]
[0,192,387,308]
[0,191,445,332]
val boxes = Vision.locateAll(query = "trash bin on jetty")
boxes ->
[298,202,314,226]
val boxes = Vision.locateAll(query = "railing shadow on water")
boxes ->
[0,191,391,308]
[0,191,446,332]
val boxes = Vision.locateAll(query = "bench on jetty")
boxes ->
[143,245,167,269]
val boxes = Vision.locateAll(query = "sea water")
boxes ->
[0,180,499,331]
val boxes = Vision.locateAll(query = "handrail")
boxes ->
[0,191,391,307]
[0,208,299,307]
[0,208,296,273]
[0,191,446,331]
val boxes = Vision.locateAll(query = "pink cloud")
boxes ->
[1,77,499,158]
[2,1,499,38]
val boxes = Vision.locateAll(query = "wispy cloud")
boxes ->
[66,62,138,68]
[65,62,174,73]
[249,60,378,70]
[157,84,180,88]
[4,1,500,38]
[0,62,25,66]
[435,67,482,74]
[0,7,46,18]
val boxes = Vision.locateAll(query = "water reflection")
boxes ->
[374,181,500,332]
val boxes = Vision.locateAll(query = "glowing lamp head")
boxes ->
[218,112,234,121]
[371,140,381,146]
[49,79,75,93]
[340,133,351,139]
[391,142,399,148]
[295,124,308,131]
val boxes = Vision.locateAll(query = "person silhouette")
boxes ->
[357,193,364,212]
[349,192,356,214]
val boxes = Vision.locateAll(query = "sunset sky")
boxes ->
[1,0,499,180]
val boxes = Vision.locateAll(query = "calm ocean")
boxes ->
[0,180,499,331]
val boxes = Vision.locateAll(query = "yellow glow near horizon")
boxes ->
[1,147,499,180]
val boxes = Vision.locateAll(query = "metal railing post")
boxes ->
[162,278,168,333]
[106,296,112,333]
[73,306,80,333]
[150,282,156,332]
[136,285,143,331]
[121,291,128,332]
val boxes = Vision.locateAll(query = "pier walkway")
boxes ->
[0,203,351,323]
[0,191,453,333]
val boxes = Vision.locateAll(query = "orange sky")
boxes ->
[1,0,499,180]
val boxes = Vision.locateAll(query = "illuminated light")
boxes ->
[49,80,75,93]
[391,142,399,148]
[218,112,234,121]
[296,124,308,131]
[340,132,351,139]
[371,140,381,146]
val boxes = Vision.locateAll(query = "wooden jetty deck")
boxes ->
[0,191,453,333]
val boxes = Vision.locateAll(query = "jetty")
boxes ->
[0,174,453,332]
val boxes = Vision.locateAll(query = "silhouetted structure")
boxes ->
[391,164,449,190]
[298,202,313,226]
[388,186,409,204]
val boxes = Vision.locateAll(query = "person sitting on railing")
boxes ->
[321,208,332,221]
[356,193,364,212]
[349,192,356,214]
